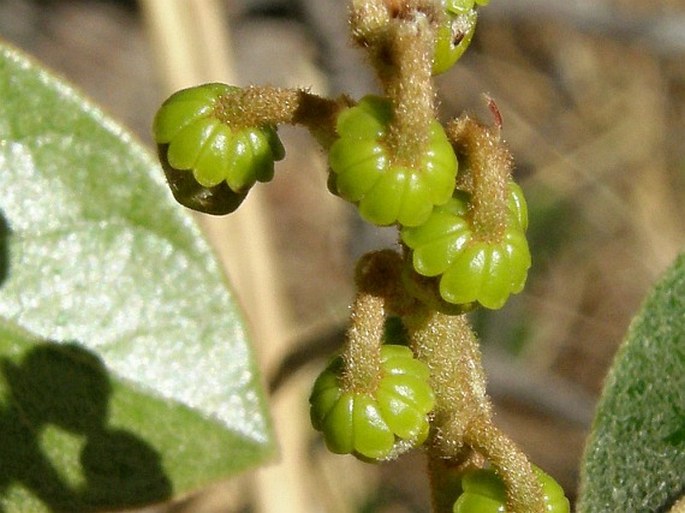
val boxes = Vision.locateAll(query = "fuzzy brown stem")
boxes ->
[404,310,492,458]
[339,248,419,392]
[215,86,349,149]
[349,1,439,168]
[355,249,416,315]
[464,422,545,513]
[349,0,441,47]
[446,115,513,241]
[339,249,416,393]
[405,309,543,513]
[382,16,436,168]
[339,290,385,394]
[349,0,391,46]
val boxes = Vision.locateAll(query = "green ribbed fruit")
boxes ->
[453,466,570,513]
[153,83,284,214]
[401,182,531,309]
[433,9,478,75]
[445,0,490,15]
[328,96,458,227]
[309,345,435,461]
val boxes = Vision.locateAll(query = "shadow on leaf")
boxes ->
[0,212,8,288]
[0,341,172,512]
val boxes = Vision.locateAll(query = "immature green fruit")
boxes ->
[432,9,478,75]
[453,466,570,513]
[156,149,248,215]
[153,83,285,213]
[445,0,490,15]
[328,96,458,227]
[309,345,435,461]
[400,182,531,310]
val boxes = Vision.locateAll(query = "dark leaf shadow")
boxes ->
[0,212,9,288]
[0,341,172,512]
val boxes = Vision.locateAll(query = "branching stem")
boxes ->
[326,3,544,512]
[403,308,544,513]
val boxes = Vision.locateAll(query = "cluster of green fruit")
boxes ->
[309,346,569,511]
[328,92,531,310]
[151,0,527,310]
[150,2,567,510]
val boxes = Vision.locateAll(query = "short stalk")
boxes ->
[381,16,436,168]
[446,115,513,241]
[339,291,385,394]
[215,86,348,149]
[340,249,417,393]
[464,422,545,513]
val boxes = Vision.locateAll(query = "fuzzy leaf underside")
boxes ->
[0,43,274,511]
[578,252,685,512]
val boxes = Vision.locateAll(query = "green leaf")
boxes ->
[577,252,685,512]
[0,43,274,511]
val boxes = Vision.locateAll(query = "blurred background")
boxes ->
[1,0,684,511]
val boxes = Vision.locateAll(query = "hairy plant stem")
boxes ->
[349,0,391,46]
[349,0,442,43]
[404,310,492,457]
[380,16,436,168]
[339,250,416,393]
[464,424,544,513]
[403,309,544,513]
[339,291,386,394]
[446,115,513,242]
[350,0,439,168]
[215,86,349,149]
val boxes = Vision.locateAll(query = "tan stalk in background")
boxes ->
[139,1,312,512]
